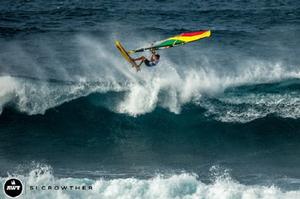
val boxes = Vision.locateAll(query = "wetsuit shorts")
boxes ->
[144,59,157,67]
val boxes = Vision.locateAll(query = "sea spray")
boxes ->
[1,164,299,199]
[1,35,300,120]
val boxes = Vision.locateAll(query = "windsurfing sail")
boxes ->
[128,30,211,54]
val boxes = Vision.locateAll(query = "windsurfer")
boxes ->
[133,49,160,68]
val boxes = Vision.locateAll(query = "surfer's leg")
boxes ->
[133,56,145,62]
[137,60,145,67]
[134,56,145,68]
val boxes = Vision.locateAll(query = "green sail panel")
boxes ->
[154,39,185,48]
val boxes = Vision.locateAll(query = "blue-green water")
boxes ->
[1,0,300,198]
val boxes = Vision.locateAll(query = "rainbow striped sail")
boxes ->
[129,30,211,54]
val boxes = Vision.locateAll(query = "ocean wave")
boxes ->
[0,165,299,199]
[1,63,300,121]
[0,75,126,115]
[200,81,300,123]
[1,35,300,121]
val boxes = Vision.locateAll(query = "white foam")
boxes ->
[116,60,300,117]
[0,76,19,114]
[1,165,299,199]
[1,35,300,119]
[0,76,126,115]
[201,90,300,123]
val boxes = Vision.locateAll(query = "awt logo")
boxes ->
[3,178,23,198]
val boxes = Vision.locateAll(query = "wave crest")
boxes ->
[1,35,300,121]
[1,164,299,199]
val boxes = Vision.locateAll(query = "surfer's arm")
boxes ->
[150,49,157,61]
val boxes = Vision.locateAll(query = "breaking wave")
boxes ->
[1,36,300,123]
[0,165,299,199]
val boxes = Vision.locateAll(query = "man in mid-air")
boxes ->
[133,49,160,69]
